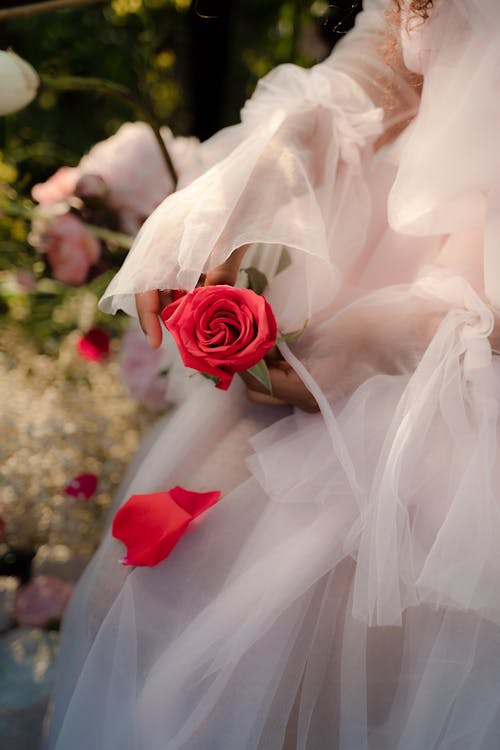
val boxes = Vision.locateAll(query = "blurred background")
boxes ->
[0,1,360,747]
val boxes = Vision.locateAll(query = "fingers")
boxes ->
[268,366,320,413]
[204,245,249,287]
[246,389,289,408]
[136,289,172,350]
[240,360,320,413]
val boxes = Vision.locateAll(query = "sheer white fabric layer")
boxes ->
[47,1,500,748]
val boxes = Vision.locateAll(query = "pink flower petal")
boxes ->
[15,575,73,628]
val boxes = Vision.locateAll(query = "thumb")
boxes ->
[205,245,249,287]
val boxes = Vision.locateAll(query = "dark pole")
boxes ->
[188,0,234,141]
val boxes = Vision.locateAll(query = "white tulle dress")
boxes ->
[46,1,500,748]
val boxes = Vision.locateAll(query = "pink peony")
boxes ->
[31,123,201,235]
[78,122,200,233]
[76,328,110,361]
[31,166,80,205]
[14,575,72,628]
[35,213,101,285]
[120,320,171,409]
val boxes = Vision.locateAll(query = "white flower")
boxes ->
[0,50,39,116]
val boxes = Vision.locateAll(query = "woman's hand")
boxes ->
[136,289,172,350]
[136,246,249,350]
[239,347,319,414]
[135,245,318,413]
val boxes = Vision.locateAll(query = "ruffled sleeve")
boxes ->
[388,0,500,309]
[99,0,417,326]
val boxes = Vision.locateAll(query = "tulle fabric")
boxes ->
[389,0,500,307]
[99,0,421,324]
[46,1,500,748]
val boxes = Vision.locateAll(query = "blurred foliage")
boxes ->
[0,0,360,353]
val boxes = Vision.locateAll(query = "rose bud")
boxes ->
[0,50,39,116]
[74,173,109,208]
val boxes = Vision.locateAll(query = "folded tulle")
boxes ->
[245,273,500,627]
[99,64,382,328]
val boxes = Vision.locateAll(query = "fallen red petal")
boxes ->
[64,473,98,500]
[112,486,222,567]
[76,327,111,361]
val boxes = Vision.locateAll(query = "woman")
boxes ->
[47,1,500,748]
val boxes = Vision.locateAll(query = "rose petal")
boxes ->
[76,328,111,361]
[64,473,98,501]
[112,486,222,567]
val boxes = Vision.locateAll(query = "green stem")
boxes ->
[82,223,133,250]
[1,200,134,250]
[40,74,178,188]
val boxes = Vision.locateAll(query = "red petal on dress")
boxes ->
[112,487,222,567]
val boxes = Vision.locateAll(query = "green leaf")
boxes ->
[241,266,268,295]
[276,247,292,275]
[198,371,221,386]
[246,359,272,393]
[276,318,308,344]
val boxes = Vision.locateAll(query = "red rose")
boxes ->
[161,285,277,390]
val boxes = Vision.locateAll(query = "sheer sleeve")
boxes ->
[325,0,420,141]
[99,0,418,326]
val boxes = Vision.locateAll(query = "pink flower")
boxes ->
[35,213,101,286]
[78,122,200,233]
[15,575,72,628]
[76,328,110,361]
[31,123,201,235]
[161,286,277,391]
[112,486,222,567]
[13,269,36,292]
[31,166,80,205]
[120,320,171,409]
[64,473,99,500]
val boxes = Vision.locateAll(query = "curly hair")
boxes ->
[394,1,434,19]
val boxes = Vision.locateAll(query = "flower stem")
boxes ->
[1,199,134,250]
[40,74,178,188]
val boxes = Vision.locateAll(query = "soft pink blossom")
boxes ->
[120,320,171,409]
[78,122,200,233]
[76,328,110,361]
[31,166,80,205]
[13,269,36,292]
[31,123,201,235]
[36,213,100,285]
[14,575,72,628]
